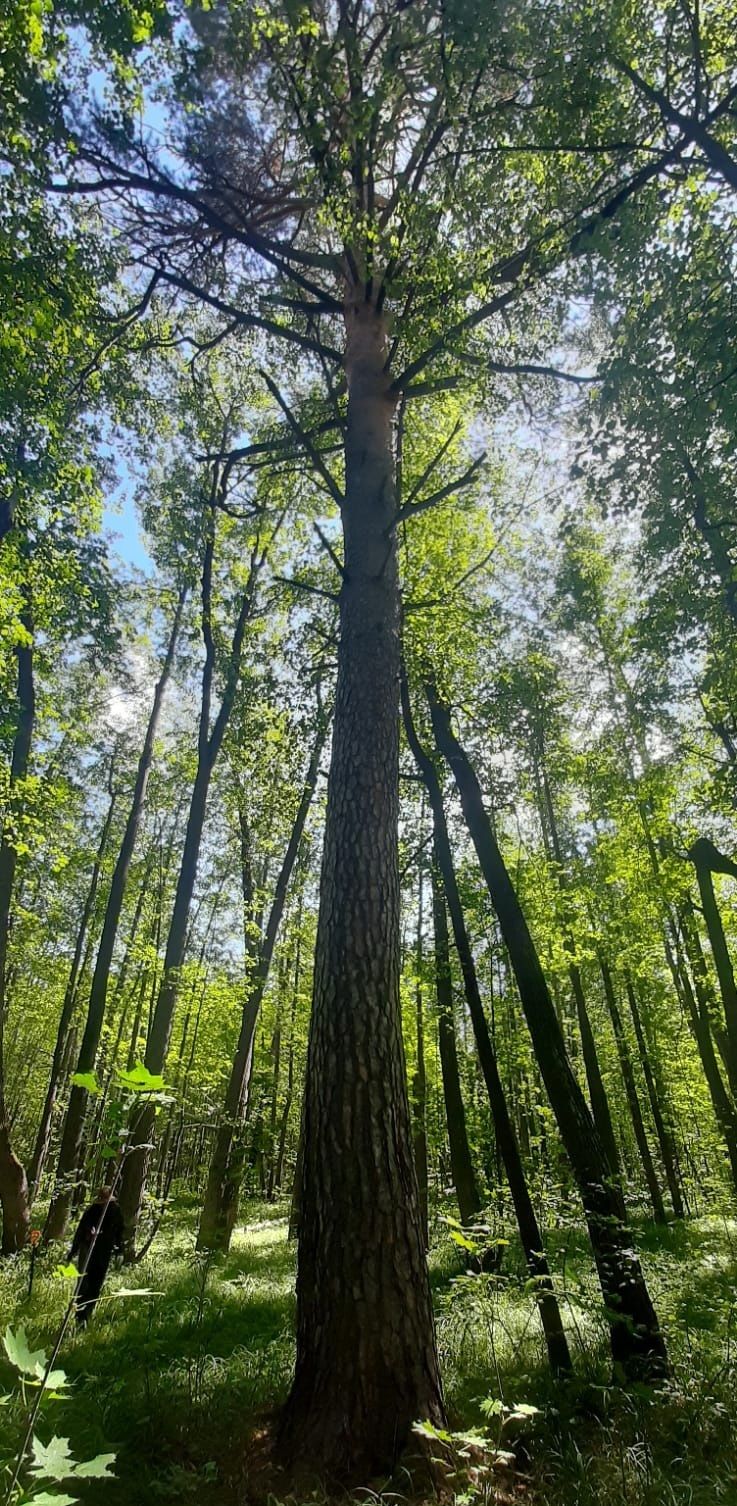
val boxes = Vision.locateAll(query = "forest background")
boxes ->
[2,1,737,1503]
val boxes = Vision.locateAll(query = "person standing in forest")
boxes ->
[68,1186,124,1327]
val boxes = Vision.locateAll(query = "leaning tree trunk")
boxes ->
[428,686,668,1379]
[0,593,34,1254]
[278,303,444,1476]
[30,780,117,1202]
[44,590,184,1242]
[430,855,482,1227]
[401,677,571,1376]
[598,957,666,1224]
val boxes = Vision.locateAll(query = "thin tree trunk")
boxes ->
[430,855,482,1227]
[670,927,737,1190]
[197,715,327,1250]
[44,591,184,1242]
[0,590,34,1254]
[689,840,737,1090]
[120,525,264,1255]
[536,761,621,1179]
[428,685,668,1379]
[625,976,684,1218]
[279,304,444,1474]
[413,842,429,1247]
[598,957,666,1224]
[273,913,302,1196]
[402,676,571,1375]
[29,778,118,1200]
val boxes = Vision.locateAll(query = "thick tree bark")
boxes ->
[0,593,34,1254]
[197,718,327,1251]
[428,686,668,1379]
[598,958,666,1224]
[625,976,685,1218]
[402,678,571,1375]
[44,591,184,1242]
[278,304,444,1475]
[430,856,482,1227]
[29,780,118,1201]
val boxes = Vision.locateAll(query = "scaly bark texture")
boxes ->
[428,686,668,1379]
[279,304,444,1475]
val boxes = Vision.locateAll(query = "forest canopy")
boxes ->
[2,1,737,1503]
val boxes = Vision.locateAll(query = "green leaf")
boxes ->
[116,1063,165,1094]
[32,1364,68,1391]
[31,1494,78,1506]
[449,1229,477,1252]
[73,1453,116,1478]
[3,1325,46,1376]
[54,1263,80,1280]
[30,1434,75,1481]
[70,1071,100,1095]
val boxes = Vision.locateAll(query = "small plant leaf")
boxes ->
[70,1071,100,1095]
[73,1452,116,1478]
[3,1325,46,1376]
[30,1433,75,1480]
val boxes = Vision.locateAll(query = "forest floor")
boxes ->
[2,1198,737,1506]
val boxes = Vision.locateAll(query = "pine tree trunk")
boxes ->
[402,680,571,1375]
[430,856,481,1227]
[0,595,34,1255]
[428,686,668,1379]
[599,958,667,1223]
[44,593,184,1242]
[278,303,444,1475]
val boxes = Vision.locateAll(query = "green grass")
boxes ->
[2,1201,737,1505]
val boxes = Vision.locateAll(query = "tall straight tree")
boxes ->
[55,0,704,1468]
